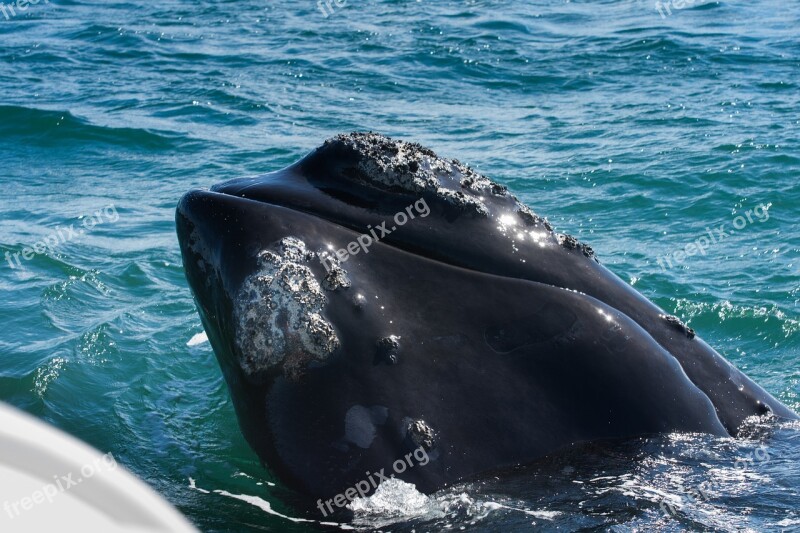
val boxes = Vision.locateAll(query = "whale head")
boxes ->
[176,133,795,505]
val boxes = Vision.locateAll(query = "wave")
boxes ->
[0,105,185,150]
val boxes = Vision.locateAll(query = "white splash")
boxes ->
[188,477,209,494]
[348,478,432,516]
[213,490,313,524]
[187,331,208,346]
[483,501,561,520]
[187,478,353,529]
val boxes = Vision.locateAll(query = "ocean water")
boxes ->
[1,0,799,531]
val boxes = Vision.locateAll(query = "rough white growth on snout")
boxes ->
[233,237,340,380]
[318,249,352,289]
[328,132,491,216]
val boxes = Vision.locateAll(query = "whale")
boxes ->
[175,132,797,513]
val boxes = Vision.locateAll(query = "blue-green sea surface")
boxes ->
[1,0,798,531]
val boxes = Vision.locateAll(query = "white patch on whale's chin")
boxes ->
[232,237,340,380]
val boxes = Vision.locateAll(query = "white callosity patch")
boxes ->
[405,419,436,450]
[326,132,492,216]
[233,237,340,380]
[324,132,554,231]
[556,232,597,261]
[319,250,351,291]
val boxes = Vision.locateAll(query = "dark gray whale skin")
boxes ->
[176,133,797,501]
